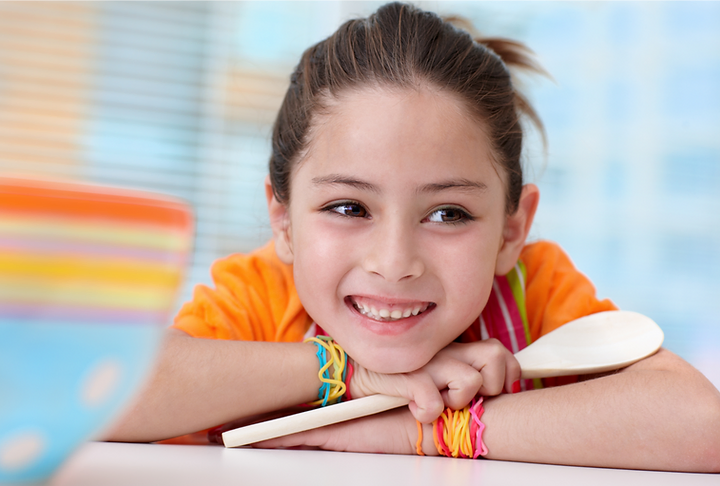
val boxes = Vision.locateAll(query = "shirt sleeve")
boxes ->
[521,241,618,342]
[171,242,312,343]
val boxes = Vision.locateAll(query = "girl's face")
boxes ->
[270,86,536,373]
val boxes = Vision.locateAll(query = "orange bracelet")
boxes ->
[416,420,425,456]
[432,398,486,458]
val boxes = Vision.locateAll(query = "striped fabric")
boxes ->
[460,263,540,392]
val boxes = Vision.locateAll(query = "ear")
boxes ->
[495,184,540,275]
[265,175,294,265]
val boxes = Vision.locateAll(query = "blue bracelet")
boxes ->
[309,339,332,406]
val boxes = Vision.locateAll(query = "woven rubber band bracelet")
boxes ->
[416,420,425,456]
[430,397,488,458]
[304,336,349,406]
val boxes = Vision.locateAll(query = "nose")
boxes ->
[362,219,425,283]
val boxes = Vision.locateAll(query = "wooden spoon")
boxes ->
[222,310,663,448]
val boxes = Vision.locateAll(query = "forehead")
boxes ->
[294,86,502,187]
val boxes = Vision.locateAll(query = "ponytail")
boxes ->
[442,15,548,143]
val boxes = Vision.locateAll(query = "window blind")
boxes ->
[0,1,292,312]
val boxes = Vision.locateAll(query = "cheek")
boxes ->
[432,227,500,277]
[293,219,356,274]
[290,219,357,315]
[432,232,500,315]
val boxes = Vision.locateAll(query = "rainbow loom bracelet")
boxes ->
[433,414,451,457]
[469,397,489,458]
[416,420,425,456]
[304,336,348,406]
[432,397,488,458]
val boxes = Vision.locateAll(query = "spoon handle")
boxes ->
[222,394,409,447]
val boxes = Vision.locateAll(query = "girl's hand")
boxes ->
[253,407,423,455]
[349,339,520,423]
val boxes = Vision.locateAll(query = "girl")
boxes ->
[107,2,720,471]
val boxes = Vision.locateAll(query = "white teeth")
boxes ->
[352,299,432,322]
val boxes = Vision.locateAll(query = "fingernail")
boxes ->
[511,380,521,394]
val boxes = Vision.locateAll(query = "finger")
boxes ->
[504,352,522,394]
[353,367,444,423]
[418,351,482,409]
[403,373,445,423]
[454,338,519,396]
[438,363,484,410]
[475,340,511,396]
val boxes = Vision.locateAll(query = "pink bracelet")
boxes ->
[433,415,452,457]
[469,397,488,458]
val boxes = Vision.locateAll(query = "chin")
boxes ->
[353,349,433,374]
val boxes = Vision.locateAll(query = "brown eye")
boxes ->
[425,207,471,224]
[330,203,367,218]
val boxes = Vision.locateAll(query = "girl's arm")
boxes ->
[103,329,323,442]
[481,348,720,471]
[260,349,720,473]
[104,330,518,442]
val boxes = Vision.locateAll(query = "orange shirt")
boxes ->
[173,240,616,344]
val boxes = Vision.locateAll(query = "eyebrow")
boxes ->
[418,179,488,194]
[311,175,380,193]
[311,174,488,195]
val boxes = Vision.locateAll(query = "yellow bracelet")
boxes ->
[434,403,476,458]
[304,336,348,406]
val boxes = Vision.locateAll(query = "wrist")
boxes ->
[347,359,372,399]
[421,422,439,456]
[304,336,351,405]
[424,397,488,458]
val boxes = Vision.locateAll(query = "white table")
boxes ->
[49,442,718,486]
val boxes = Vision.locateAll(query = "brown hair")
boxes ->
[269,2,546,214]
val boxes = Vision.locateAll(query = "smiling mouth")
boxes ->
[347,296,435,322]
